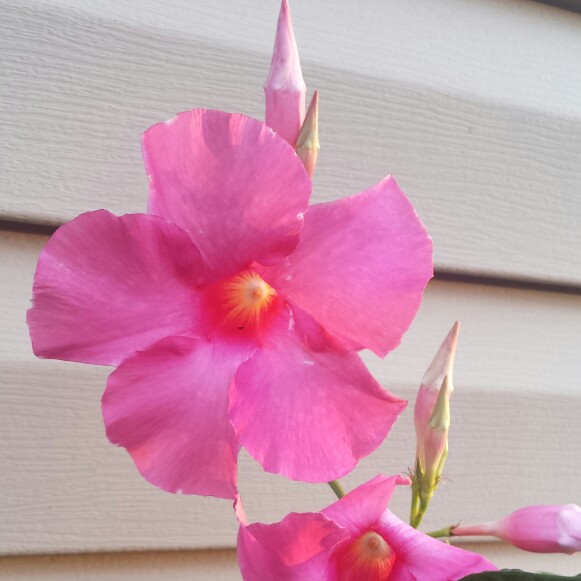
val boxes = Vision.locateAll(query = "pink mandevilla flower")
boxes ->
[27,109,432,499]
[454,504,581,554]
[237,475,496,580]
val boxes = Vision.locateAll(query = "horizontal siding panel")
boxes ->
[1,545,581,579]
[1,1,581,284]
[20,0,581,118]
[0,550,242,581]
[1,230,580,555]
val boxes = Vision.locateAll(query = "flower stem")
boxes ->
[328,480,345,499]
[410,486,420,527]
[426,525,455,539]
[411,490,434,529]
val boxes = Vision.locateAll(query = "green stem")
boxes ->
[411,490,433,529]
[410,486,420,527]
[328,480,345,499]
[410,510,424,529]
[426,525,455,539]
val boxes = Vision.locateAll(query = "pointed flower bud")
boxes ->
[296,90,320,177]
[410,322,459,527]
[264,0,306,146]
[423,375,451,479]
[453,505,581,554]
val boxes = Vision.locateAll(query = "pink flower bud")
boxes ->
[264,0,306,146]
[410,323,459,527]
[414,322,459,486]
[453,505,581,554]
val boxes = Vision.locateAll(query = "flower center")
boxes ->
[205,270,280,334]
[222,271,276,324]
[335,531,396,581]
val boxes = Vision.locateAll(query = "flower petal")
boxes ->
[28,210,204,366]
[376,511,497,580]
[257,176,433,358]
[238,511,348,581]
[102,336,253,498]
[142,109,312,282]
[322,475,401,537]
[229,311,406,482]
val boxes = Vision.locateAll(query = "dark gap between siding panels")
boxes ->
[533,0,581,14]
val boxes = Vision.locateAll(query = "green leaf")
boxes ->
[460,570,581,581]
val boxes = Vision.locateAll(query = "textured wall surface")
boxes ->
[2,545,581,580]
[1,0,580,578]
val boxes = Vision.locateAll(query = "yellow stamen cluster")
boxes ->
[222,271,277,328]
[336,530,396,581]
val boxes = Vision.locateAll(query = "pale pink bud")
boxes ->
[414,322,459,484]
[410,324,459,527]
[264,0,306,146]
[295,90,319,177]
[453,505,581,554]
[421,376,451,482]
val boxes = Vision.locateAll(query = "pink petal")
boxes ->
[28,211,204,366]
[322,476,400,537]
[142,109,311,283]
[229,311,406,482]
[291,301,351,353]
[238,512,348,580]
[102,336,253,498]
[376,511,496,581]
[257,176,433,358]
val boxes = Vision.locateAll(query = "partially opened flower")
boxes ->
[28,109,432,499]
[237,475,496,580]
[453,504,581,554]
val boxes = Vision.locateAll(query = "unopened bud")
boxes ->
[453,505,581,554]
[296,90,319,177]
[423,375,451,482]
[264,0,306,146]
[410,322,459,527]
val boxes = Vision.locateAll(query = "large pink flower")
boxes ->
[27,109,433,499]
[237,475,496,580]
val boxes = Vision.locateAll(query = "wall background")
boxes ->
[1,0,580,578]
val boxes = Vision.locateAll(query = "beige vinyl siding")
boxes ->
[1,545,581,580]
[2,1,581,284]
